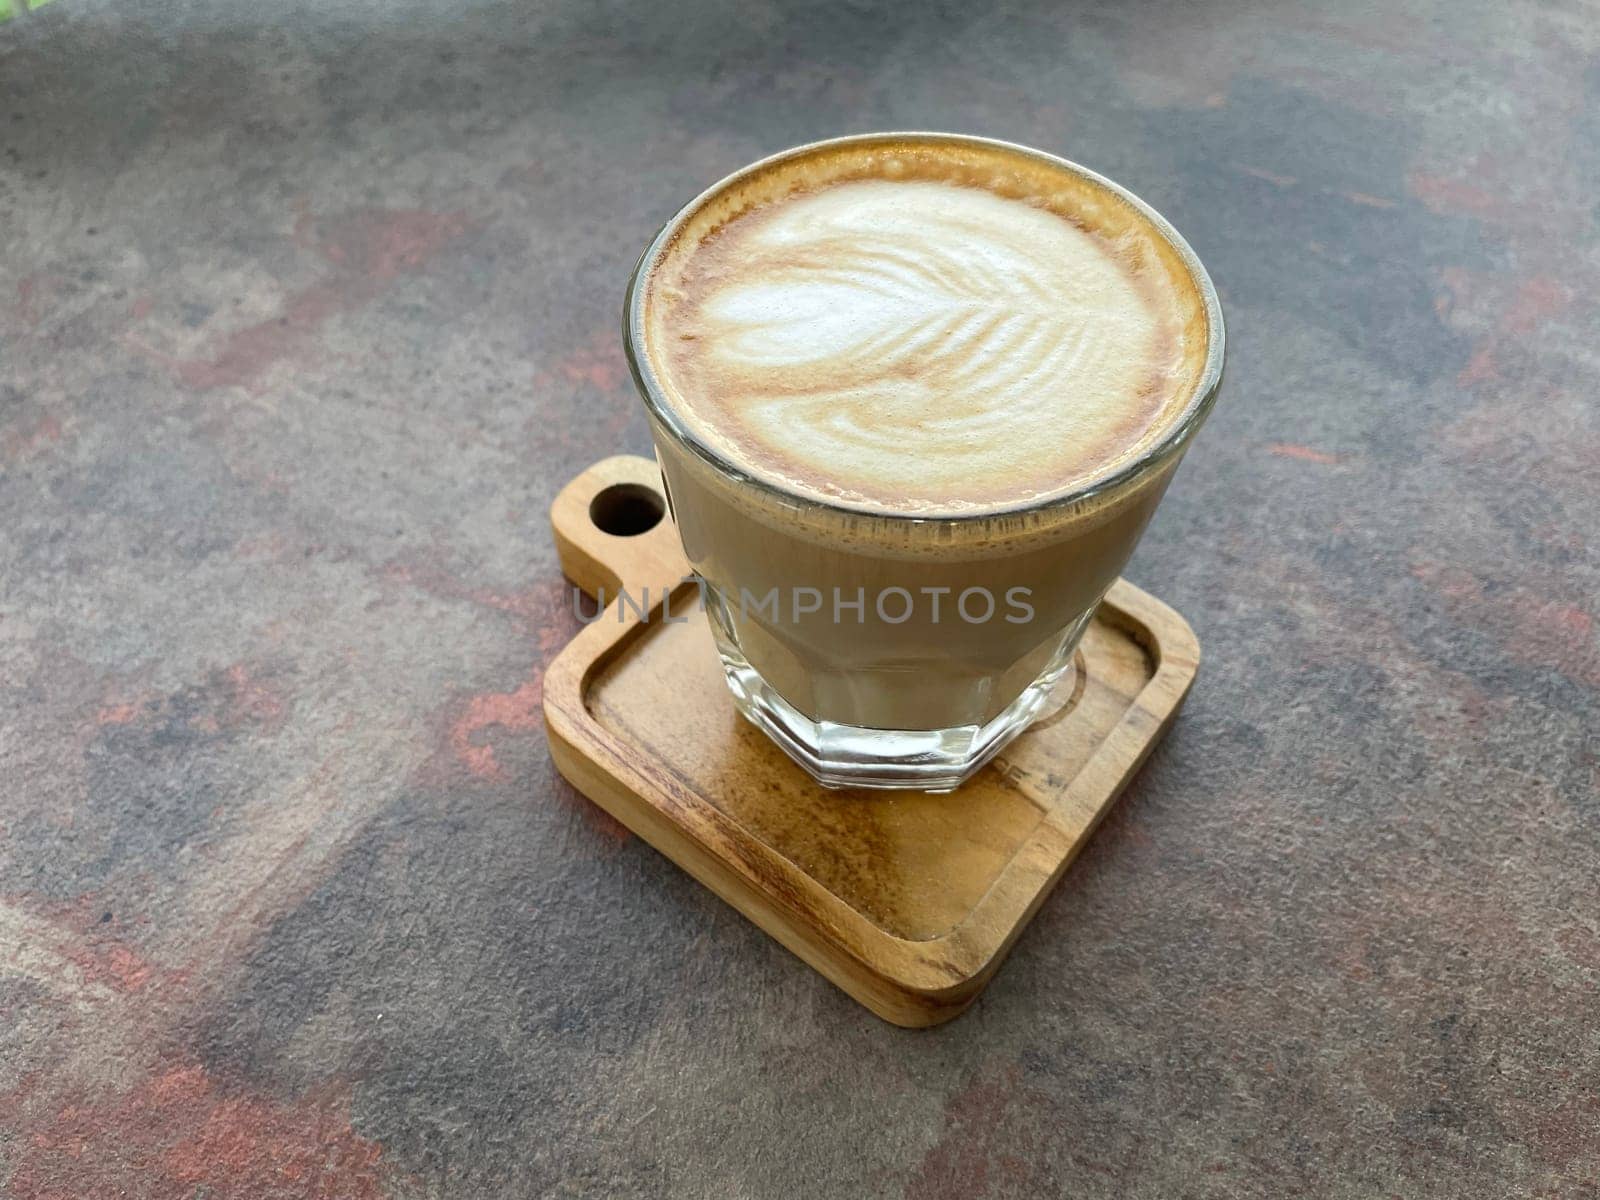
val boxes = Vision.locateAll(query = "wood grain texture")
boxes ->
[544,457,1200,1026]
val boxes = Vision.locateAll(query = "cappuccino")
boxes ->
[626,134,1223,789]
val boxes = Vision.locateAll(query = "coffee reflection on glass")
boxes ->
[624,133,1224,791]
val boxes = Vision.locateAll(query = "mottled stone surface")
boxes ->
[2,0,1597,1195]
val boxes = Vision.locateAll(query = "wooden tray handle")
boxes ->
[550,454,691,603]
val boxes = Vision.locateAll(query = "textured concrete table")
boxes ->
[3,1,1597,1196]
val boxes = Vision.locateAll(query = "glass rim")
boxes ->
[622,131,1227,525]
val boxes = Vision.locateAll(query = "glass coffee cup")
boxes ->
[623,133,1224,791]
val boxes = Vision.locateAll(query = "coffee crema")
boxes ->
[637,136,1213,516]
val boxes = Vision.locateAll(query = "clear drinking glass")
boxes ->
[623,133,1225,791]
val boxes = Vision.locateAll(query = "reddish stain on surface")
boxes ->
[1412,561,1599,688]
[1554,925,1600,972]
[1268,442,1341,464]
[379,564,570,777]
[905,1066,1045,1200]
[450,676,544,781]
[1408,165,1511,222]
[529,328,640,448]
[1446,275,1568,392]
[172,281,349,391]
[1412,560,1480,603]
[90,665,284,740]
[220,662,289,732]
[381,560,577,639]
[1457,345,1497,386]
[1545,602,1593,640]
[1,895,176,1000]
[298,207,471,280]
[1503,275,1569,333]
[1435,265,1488,315]
[3,414,65,462]
[1442,384,1600,486]
[1524,1093,1600,1172]
[1237,163,1298,188]
[384,564,626,838]
[96,702,143,725]
[146,208,471,392]
[17,274,40,323]
[15,273,61,326]
[1523,600,1595,674]
[7,1064,385,1200]
[561,346,627,390]
[479,585,563,624]
[60,939,155,994]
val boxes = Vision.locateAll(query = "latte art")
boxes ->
[675,180,1173,510]
[647,179,1197,514]
[639,138,1207,516]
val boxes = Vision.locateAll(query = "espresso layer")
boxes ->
[639,137,1210,515]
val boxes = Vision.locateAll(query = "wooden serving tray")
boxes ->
[544,456,1200,1027]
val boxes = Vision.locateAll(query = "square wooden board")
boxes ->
[544,456,1199,1027]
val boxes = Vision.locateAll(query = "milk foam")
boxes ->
[640,141,1206,515]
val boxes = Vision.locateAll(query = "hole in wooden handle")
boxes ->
[589,482,666,537]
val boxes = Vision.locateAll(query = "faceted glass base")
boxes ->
[707,607,1092,793]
